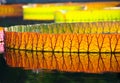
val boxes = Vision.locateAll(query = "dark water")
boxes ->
[0,17,54,27]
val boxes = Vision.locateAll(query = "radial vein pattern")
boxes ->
[4,22,120,53]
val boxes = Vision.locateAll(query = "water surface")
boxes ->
[0,48,120,83]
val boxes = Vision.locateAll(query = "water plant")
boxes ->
[4,21,120,53]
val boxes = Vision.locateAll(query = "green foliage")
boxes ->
[5,21,120,34]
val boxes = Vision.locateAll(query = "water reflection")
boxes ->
[5,49,120,73]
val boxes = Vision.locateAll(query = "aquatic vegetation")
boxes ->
[23,4,82,20]
[4,22,120,53]
[83,1,120,10]
[55,9,120,23]
[0,4,22,17]
[23,1,120,21]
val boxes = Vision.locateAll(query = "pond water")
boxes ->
[0,17,54,27]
